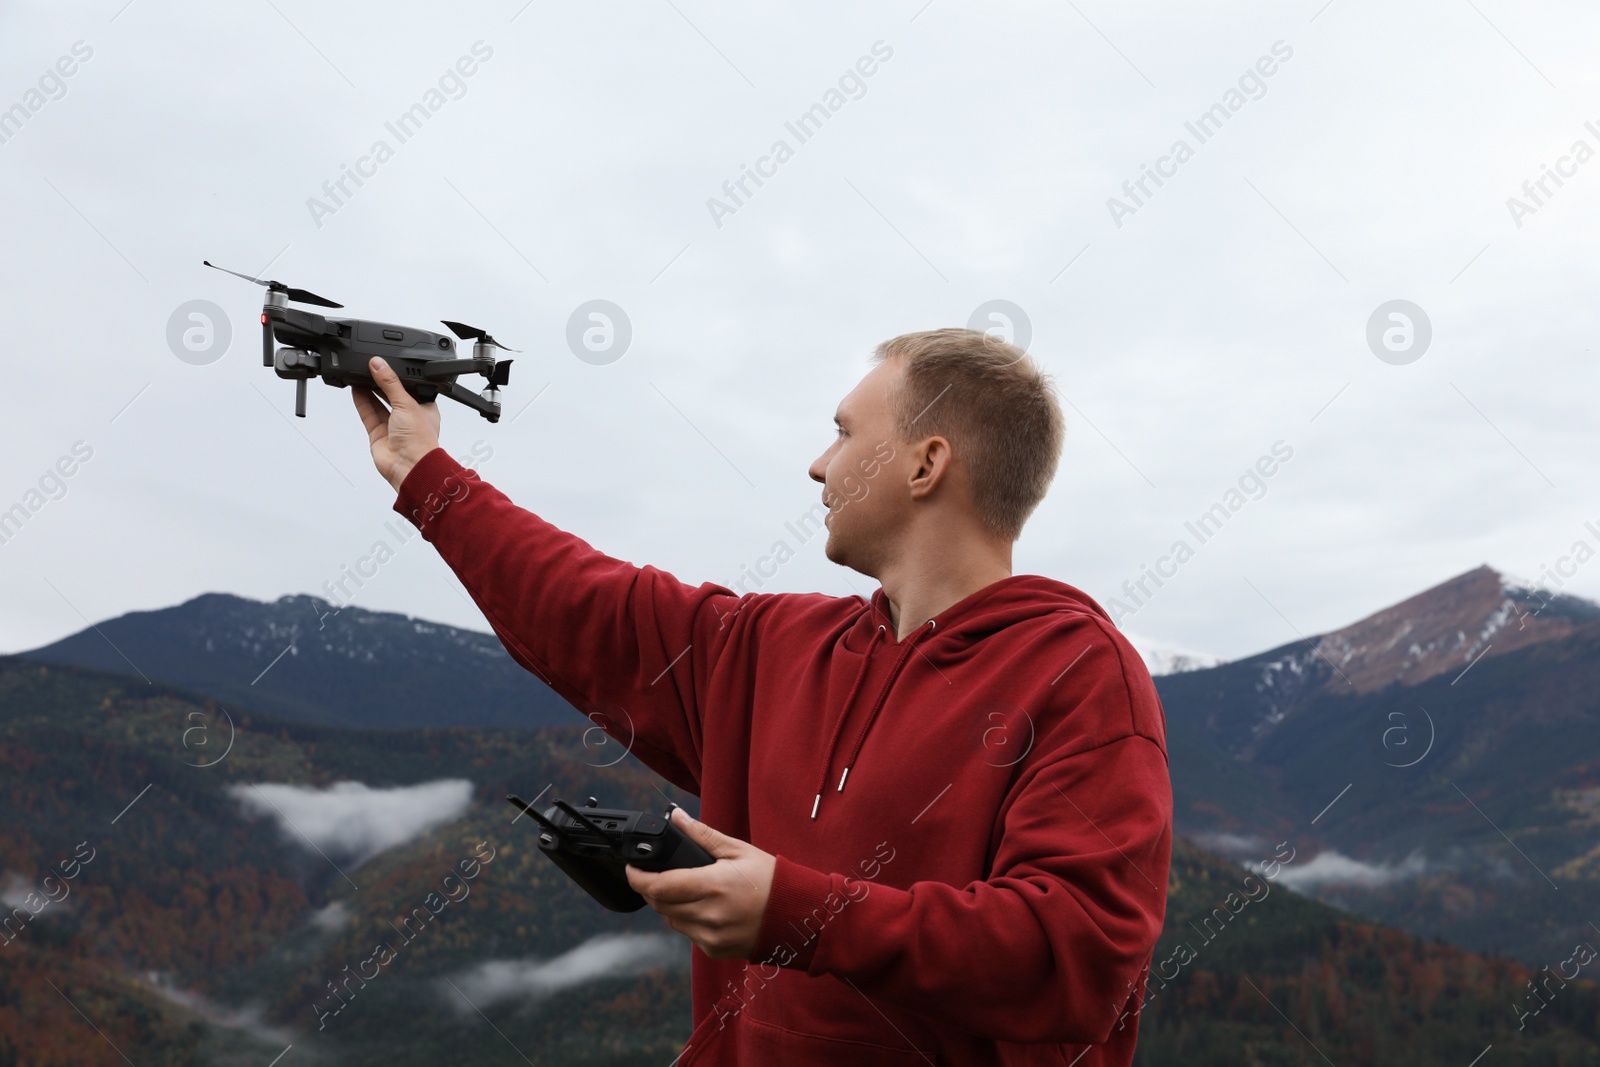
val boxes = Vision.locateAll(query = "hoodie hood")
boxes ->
[810,574,1115,818]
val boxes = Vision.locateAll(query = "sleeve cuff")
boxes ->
[749,854,843,973]
[392,447,472,536]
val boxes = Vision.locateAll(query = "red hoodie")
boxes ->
[394,447,1172,1066]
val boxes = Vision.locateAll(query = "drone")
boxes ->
[204,260,515,422]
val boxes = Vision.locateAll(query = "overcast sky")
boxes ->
[3,0,1598,665]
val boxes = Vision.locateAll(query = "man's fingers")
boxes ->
[367,356,413,409]
[351,384,390,439]
[628,865,713,908]
[673,808,739,860]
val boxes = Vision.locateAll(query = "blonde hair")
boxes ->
[871,327,1064,542]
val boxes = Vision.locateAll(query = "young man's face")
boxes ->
[807,359,908,575]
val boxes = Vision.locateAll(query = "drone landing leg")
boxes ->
[295,379,308,417]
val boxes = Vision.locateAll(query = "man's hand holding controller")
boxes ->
[353,356,442,492]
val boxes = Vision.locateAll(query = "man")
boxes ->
[354,327,1172,1065]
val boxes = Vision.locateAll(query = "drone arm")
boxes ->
[437,380,502,422]
[419,358,492,381]
[278,306,331,333]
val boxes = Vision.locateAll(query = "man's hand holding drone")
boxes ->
[354,357,442,492]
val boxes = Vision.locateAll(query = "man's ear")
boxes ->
[907,436,953,500]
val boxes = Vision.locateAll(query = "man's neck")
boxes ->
[877,535,1014,641]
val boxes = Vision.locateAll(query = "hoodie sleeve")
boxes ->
[390,446,742,794]
[751,722,1172,1044]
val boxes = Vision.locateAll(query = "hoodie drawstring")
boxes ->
[810,618,936,819]
[811,623,883,819]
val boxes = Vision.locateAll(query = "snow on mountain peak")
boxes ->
[1122,632,1224,676]
[1309,564,1600,693]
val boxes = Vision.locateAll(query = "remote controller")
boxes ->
[506,794,715,912]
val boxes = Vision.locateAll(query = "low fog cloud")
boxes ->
[308,900,352,931]
[1272,849,1428,890]
[142,972,295,1047]
[442,933,685,1011]
[1189,831,1266,856]
[226,779,474,865]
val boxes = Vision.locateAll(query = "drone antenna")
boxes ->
[508,794,567,840]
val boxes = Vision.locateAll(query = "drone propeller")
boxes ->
[203,260,344,309]
[489,359,513,387]
[441,320,518,351]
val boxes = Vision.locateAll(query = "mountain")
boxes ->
[0,654,692,1066]
[1123,632,1224,677]
[1315,566,1600,694]
[1131,836,1600,1065]
[1153,564,1600,968]
[1158,565,1600,760]
[3,655,1596,1066]
[17,566,1600,1024]
[18,592,578,730]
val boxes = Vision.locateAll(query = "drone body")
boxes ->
[204,260,514,422]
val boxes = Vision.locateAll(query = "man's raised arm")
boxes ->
[354,357,740,793]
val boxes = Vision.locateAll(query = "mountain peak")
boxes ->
[17,590,573,730]
[1123,631,1223,676]
[1312,564,1600,693]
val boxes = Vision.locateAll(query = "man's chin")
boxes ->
[823,534,872,577]
[822,532,848,567]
